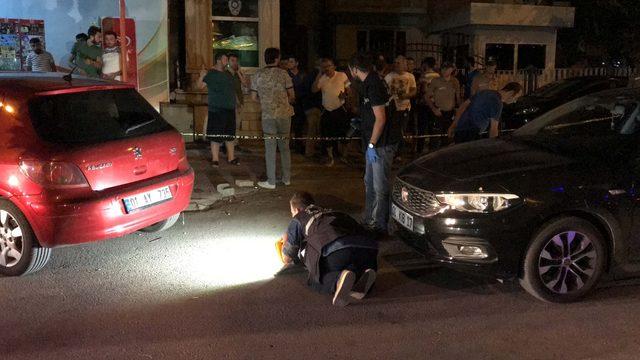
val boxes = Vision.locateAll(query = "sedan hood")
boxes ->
[407,139,571,183]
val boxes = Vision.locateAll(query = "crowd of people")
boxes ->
[26,25,123,81]
[199,49,523,306]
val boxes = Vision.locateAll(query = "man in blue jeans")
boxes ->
[348,54,401,235]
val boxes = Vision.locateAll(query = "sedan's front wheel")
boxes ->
[0,200,51,276]
[520,217,606,303]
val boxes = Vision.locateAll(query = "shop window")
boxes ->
[518,44,546,70]
[212,0,259,68]
[485,43,515,71]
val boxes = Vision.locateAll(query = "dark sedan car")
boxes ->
[391,87,640,302]
[502,76,628,130]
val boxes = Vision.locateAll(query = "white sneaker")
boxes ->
[283,180,291,186]
[351,269,376,300]
[257,181,275,190]
[332,270,356,307]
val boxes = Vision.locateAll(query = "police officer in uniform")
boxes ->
[281,192,378,307]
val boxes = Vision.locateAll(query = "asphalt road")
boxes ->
[3,155,640,360]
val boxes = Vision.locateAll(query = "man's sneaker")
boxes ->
[283,180,291,186]
[257,181,276,190]
[332,270,356,307]
[351,269,376,300]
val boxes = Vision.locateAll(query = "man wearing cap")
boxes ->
[425,62,461,150]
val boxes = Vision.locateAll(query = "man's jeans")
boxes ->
[304,107,322,157]
[263,117,291,185]
[363,144,397,231]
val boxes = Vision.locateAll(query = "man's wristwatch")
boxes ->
[368,143,376,149]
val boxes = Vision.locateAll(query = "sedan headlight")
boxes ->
[436,193,520,213]
[515,106,540,115]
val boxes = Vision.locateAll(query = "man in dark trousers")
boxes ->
[348,53,400,235]
[281,192,378,307]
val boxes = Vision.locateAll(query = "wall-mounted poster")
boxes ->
[18,19,45,71]
[0,18,45,71]
[0,19,20,71]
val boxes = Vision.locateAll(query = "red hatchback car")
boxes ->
[0,73,194,276]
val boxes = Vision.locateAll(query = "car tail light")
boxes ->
[19,160,90,188]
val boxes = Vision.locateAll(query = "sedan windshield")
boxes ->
[514,92,640,138]
[531,78,586,98]
[512,91,640,155]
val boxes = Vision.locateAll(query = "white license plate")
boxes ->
[123,186,173,213]
[392,203,414,231]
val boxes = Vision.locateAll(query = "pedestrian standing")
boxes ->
[301,60,324,158]
[25,38,56,72]
[384,55,417,155]
[349,53,400,235]
[425,62,460,150]
[471,59,498,97]
[312,58,351,166]
[251,47,295,189]
[197,52,239,167]
[416,57,440,154]
[463,56,480,100]
[287,56,307,154]
[69,33,88,68]
[449,82,523,144]
[76,26,103,78]
[101,31,121,80]
[227,53,248,151]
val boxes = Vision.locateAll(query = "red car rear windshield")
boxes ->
[29,88,172,144]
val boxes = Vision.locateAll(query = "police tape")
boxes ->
[178,131,514,141]
[180,113,620,141]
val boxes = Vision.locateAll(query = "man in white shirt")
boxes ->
[384,56,416,153]
[312,58,351,166]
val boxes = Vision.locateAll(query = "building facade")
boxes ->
[168,0,281,138]
[288,0,574,71]
[427,0,575,70]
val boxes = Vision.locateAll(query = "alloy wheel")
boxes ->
[0,210,23,268]
[538,231,597,294]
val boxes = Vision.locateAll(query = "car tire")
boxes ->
[520,217,606,303]
[140,213,181,233]
[0,199,52,276]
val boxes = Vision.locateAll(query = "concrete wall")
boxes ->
[428,1,574,32]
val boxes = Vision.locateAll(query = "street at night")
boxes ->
[3,0,640,359]
[2,150,640,359]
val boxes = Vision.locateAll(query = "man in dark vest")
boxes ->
[281,192,378,307]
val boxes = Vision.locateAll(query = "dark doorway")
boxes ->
[485,43,515,70]
[518,44,547,69]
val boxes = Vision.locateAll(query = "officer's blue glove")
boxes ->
[366,147,379,163]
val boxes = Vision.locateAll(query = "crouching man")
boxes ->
[281,192,379,307]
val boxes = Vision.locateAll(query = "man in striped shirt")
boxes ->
[26,38,56,73]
